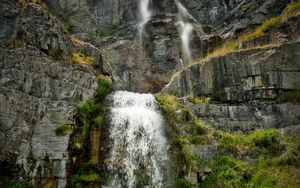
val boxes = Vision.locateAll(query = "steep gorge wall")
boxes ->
[0,1,99,187]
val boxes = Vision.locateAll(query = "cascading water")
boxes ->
[176,1,194,66]
[105,91,170,188]
[138,0,152,44]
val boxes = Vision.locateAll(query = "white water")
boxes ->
[106,91,170,188]
[176,1,193,66]
[138,0,152,44]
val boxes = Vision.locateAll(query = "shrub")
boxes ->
[187,136,202,145]
[93,115,104,128]
[284,90,300,104]
[200,156,251,188]
[193,120,206,135]
[156,95,179,115]
[68,52,93,65]
[96,75,113,101]
[96,25,118,37]
[193,96,210,105]
[248,129,279,149]
[71,173,100,185]
[55,123,71,136]
[71,161,100,186]
[77,100,100,118]
[175,178,192,188]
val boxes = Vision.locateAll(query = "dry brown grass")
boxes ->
[198,1,300,62]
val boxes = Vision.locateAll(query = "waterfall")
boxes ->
[106,91,170,188]
[138,0,152,44]
[176,1,193,66]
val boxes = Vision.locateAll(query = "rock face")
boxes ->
[0,47,98,187]
[0,1,99,187]
[162,41,300,101]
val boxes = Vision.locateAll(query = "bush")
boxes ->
[248,129,279,149]
[193,120,206,135]
[96,25,118,37]
[55,123,71,136]
[96,76,113,101]
[156,95,179,115]
[71,161,100,186]
[193,96,210,105]
[71,173,100,185]
[68,52,93,65]
[77,100,100,118]
[93,115,104,128]
[175,178,192,188]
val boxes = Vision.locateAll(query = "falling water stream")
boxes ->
[138,0,152,44]
[176,1,194,66]
[105,91,170,188]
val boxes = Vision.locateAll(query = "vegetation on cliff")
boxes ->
[68,75,112,187]
[157,94,300,188]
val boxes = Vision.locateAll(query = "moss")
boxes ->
[55,123,71,136]
[67,52,93,65]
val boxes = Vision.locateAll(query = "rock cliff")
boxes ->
[0,0,299,187]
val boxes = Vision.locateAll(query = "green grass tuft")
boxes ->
[55,123,71,136]
[283,0,300,18]
[68,52,93,65]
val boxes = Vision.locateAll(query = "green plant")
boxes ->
[68,52,93,65]
[93,115,104,128]
[27,151,36,164]
[97,25,118,37]
[156,95,179,114]
[96,75,113,101]
[77,100,100,118]
[71,173,100,185]
[248,129,279,149]
[283,0,300,18]
[284,90,300,104]
[193,120,206,135]
[187,136,202,145]
[31,0,40,3]
[175,178,192,188]
[193,96,210,105]
[55,123,71,136]
[71,161,100,186]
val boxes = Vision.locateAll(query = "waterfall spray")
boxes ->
[106,91,170,188]
[138,0,152,45]
[176,1,193,66]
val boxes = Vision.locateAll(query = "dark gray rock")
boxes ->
[162,41,300,102]
[0,46,98,186]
